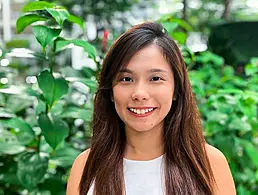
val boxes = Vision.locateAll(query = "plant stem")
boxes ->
[36,134,42,153]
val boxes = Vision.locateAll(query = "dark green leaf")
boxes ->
[0,130,26,155]
[53,78,69,102]
[45,8,69,26]
[38,70,55,106]
[55,39,96,59]
[0,118,35,145]
[38,114,69,149]
[32,26,61,48]
[51,145,80,167]
[16,14,48,33]
[17,152,49,190]
[39,177,66,195]
[67,14,84,29]
[23,1,54,12]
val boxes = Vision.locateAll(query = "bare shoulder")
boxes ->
[66,149,91,195]
[205,143,236,195]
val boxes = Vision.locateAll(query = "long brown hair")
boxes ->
[79,21,215,195]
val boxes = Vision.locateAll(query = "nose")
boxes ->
[131,83,150,101]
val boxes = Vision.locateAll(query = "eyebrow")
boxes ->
[119,68,168,74]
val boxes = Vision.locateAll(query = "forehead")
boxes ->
[125,44,171,72]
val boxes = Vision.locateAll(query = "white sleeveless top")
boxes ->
[87,155,165,195]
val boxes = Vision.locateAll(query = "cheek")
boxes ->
[153,85,174,104]
[113,87,130,118]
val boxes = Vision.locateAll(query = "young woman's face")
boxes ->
[112,44,175,133]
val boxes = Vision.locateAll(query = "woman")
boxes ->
[67,22,236,195]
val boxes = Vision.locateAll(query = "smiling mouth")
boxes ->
[127,107,157,115]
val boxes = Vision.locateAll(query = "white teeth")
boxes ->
[129,108,154,115]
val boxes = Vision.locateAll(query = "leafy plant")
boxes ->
[0,1,97,194]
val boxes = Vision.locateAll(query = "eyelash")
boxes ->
[120,76,163,82]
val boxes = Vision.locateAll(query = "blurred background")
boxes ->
[0,0,257,194]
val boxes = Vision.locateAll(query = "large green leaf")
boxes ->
[39,176,66,195]
[67,14,84,29]
[45,8,69,26]
[60,106,92,122]
[38,70,55,106]
[55,39,96,59]
[0,130,26,155]
[17,152,49,190]
[38,70,68,107]
[23,1,54,12]
[38,114,69,149]
[32,26,61,49]
[53,78,69,102]
[50,145,80,167]
[0,118,35,145]
[16,14,48,33]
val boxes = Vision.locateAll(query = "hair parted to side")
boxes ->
[79,21,215,195]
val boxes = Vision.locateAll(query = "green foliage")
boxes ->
[16,14,49,33]
[0,1,97,194]
[17,152,49,190]
[0,1,257,194]
[38,114,69,149]
[38,70,68,107]
[188,53,258,194]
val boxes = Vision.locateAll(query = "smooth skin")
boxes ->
[66,45,236,195]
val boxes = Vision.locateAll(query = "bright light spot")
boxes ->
[189,0,202,9]
[96,56,101,62]
[7,48,35,58]
[26,76,37,84]
[0,49,2,57]
[73,82,90,94]
[0,59,9,66]
[67,43,74,49]
[175,3,184,10]
[86,16,97,41]
[0,78,8,84]
[186,32,208,52]
[30,76,37,83]
[74,119,84,127]
[247,0,258,8]
[25,77,30,84]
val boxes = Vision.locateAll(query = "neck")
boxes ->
[124,123,164,160]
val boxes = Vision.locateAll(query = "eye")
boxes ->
[151,76,162,81]
[120,77,133,82]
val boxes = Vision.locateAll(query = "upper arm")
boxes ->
[205,144,236,195]
[66,149,90,195]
